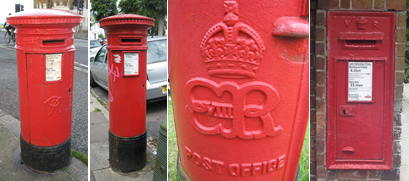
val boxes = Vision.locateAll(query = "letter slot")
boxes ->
[339,32,384,50]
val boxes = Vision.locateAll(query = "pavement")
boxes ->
[90,91,162,180]
[401,83,409,179]
[0,31,89,155]
[0,108,88,181]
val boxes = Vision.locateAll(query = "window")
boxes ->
[95,46,107,63]
[147,39,167,64]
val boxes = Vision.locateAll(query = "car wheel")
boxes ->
[90,71,97,88]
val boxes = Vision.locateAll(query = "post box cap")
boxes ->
[99,14,155,28]
[6,9,82,26]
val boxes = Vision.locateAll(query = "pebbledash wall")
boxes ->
[310,0,406,180]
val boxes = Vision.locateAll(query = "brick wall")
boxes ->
[310,0,318,180]
[310,0,406,180]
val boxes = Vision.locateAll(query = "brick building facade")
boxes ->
[310,0,406,180]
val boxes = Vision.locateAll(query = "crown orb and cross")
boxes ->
[200,1,265,79]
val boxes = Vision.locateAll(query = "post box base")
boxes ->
[109,131,147,173]
[177,154,192,181]
[20,137,71,172]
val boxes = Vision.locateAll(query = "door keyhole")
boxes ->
[343,109,346,115]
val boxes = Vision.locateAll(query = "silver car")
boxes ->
[90,36,168,102]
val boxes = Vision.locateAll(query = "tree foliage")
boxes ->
[90,0,118,22]
[118,0,167,36]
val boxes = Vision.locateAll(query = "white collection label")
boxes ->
[124,53,139,75]
[45,54,62,81]
[348,62,373,101]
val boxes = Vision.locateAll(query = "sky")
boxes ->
[0,0,33,23]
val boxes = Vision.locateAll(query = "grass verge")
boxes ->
[71,149,88,166]
[168,99,179,180]
[298,123,309,181]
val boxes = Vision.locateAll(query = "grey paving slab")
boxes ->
[91,172,96,181]
[92,167,153,181]
[401,83,409,180]
[90,94,109,121]
[0,125,21,180]
[67,158,88,181]
[90,140,110,171]
[90,103,95,113]
[90,122,109,142]
[0,108,5,116]
[0,114,21,137]
[90,111,109,124]
[0,125,76,181]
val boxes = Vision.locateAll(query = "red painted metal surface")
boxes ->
[7,9,82,147]
[99,14,154,137]
[169,1,309,180]
[327,11,395,170]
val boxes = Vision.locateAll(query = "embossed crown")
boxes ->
[200,1,265,79]
[356,17,367,30]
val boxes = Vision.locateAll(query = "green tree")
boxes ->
[98,34,104,38]
[118,0,167,36]
[90,0,118,22]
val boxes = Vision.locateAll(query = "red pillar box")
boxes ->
[99,14,154,173]
[6,9,82,171]
[169,0,309,180]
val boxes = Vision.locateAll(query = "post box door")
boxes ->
[327,11,395,170]
[23,53,73,147]
[334,58,386,160]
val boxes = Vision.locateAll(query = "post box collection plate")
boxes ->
[45,54,63,81]
[327,11,395,170]
[348,62,373,101]
[7,9,82,172]
[124,52,139,76]
[169,0,309,180]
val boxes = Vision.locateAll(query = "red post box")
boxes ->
[169,1,309,180]
[327,12,395,170]
[99,14,154,173]
[6,9,82,171]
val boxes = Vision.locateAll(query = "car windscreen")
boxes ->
[90,40,101,48]
[147,39,167,64]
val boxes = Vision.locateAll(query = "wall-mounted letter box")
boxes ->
[327,12,395,170]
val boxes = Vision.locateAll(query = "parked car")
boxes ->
[90,39,102,58]
[90,36,168,102]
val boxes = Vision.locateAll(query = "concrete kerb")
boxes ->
[89,91,157,167]
[90,91,109,121]
[0,109,88,181]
